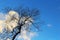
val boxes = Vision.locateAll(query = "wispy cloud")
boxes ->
[47,24,52,27]
[18,30,37,40]
[0,13,6,20]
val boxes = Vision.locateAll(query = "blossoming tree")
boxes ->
[0,7,40,40]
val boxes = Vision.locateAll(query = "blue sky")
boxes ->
[0,0,60,40]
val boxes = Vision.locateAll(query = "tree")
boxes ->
[0,7,40,40]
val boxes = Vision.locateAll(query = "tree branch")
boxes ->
[12,22,24,40]
[12,31,20,40]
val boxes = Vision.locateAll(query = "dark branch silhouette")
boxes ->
[0,7,40,40]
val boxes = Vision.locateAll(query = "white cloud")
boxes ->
[18,30,37,40]
[7,38,11,40]
[0,13,6,20]
[47,24,52,27]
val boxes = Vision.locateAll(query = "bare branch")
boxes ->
[0,7,40,40]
